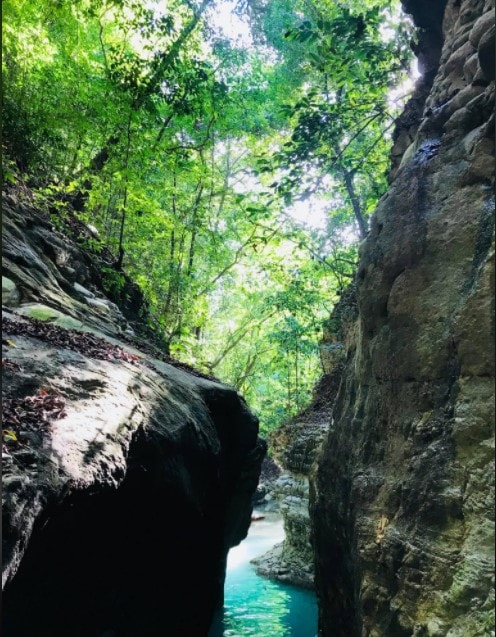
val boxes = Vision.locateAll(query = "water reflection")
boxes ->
[209,513,317,637]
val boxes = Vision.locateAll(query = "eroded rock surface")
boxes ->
[251,420,323,589]
[2,197,266,636]
[252,348,345,590]
[252,455,283,508]
[311,0,494,635]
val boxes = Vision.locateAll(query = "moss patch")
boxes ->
[16,304,85,330]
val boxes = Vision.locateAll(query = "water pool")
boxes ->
[208,512,318,637]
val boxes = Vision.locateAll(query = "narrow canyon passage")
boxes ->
[209,510,318,637]
[2,0,494,635]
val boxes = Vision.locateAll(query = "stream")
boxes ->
[208,511,318,637]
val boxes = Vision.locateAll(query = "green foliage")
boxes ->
[2,0,413,436]
[260,1,412,237]
[101,266,126,298]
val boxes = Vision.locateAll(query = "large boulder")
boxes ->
[2,312,265,636]
[1,192,266,636]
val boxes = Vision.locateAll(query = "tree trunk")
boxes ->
[341,167,367,239]
[69,0,213,211]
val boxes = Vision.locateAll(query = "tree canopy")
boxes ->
[2,0,414,435]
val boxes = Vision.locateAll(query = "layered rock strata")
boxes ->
[2,191,147,335]
[252,418,325,589]
[2,196,266,637]
[311,1,495,635]
[252,336,346,589]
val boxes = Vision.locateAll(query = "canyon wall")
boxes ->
[252,382,330,589]
[252,305,349,589]
[311,0,495,635]
[2,194,266,637]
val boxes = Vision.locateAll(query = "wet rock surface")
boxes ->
[1,196,266,636]
[311,1,494,636]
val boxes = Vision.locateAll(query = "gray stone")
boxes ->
[469,10,494,48]
[2,276,20,307]
[252,541,314,590]
[16,303,86,330]
[86,223,100,238]
[86,297,111,313]
[73,282,95,298]
[478,23,495,80]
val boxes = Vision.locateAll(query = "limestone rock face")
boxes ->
[253,359,345,590]
[252,455,282,507]
[310,1,494,636]
[252,420,325,589]
[1,197,266,636]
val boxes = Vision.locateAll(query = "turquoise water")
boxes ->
[208,512,318,637]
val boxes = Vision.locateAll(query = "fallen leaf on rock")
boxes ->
[2,358,22,372]
[2,315,141,365]
[4,313,218,381]
[2,429,18,443]
[3,388,68,444]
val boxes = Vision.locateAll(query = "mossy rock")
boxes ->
[17,304,85,330]
[2,276,20,306]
